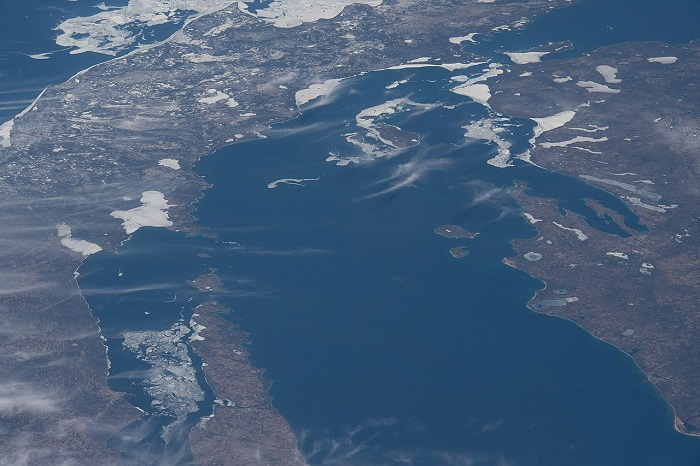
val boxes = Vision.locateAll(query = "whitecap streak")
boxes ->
[267,177,319,189]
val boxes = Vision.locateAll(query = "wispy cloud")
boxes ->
[364,156,453,199]
[0,382,60,415]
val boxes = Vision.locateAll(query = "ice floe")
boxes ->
[295,79,342,107]
[579,175,661,203]
[504,51,549,64]
[111,191,173,234]
[531,111,576,139]
[523,213,543,224]
[595,65,622,84]
[267,177,319,189]
[540,136,608,151]
[463,118,513,168]
[571,125,609,133]
[356,98,431,139]
[576,81,621,94]
[450,64,504,107]
[385,61,485,72]
[56,224,103,256]
[648,56,678,64]
[28,52,52,60]
[55,0,233,55]
[122,321,205,438]
[449,33,478,44]
[385,79,409,89]
[624,196,678,213]
[451,84,492,106]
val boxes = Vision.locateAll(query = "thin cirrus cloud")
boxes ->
[364,156,453,199]
[0,382,60,415]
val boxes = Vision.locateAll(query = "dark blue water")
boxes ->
[0,1,98,120]
[0,0,198,122]
[71,0,700,464]
[476,0,700,62]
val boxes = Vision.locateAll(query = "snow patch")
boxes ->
[552,221,588,241]
[159,158,181,170]
[540,136,608,150]
[595,65,622,84]
[504,51,549,64]
[295,79,342,107]
[0,119,13,148]
[197,89,239,107]
[57,223,103,256]
[111,191,173,234]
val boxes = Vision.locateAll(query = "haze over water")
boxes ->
[11,0,698,464]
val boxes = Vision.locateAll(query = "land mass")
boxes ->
[490,40,700,435]
[0,0,574,463]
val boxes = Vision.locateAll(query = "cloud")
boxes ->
[364,156,453,199]
[79,282,176,296]
[263,120,341,138]
[230,246,333,256]
[0,382,60,415]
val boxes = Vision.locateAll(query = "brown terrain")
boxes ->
[490,41,700,435]
[1,0,577,463]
